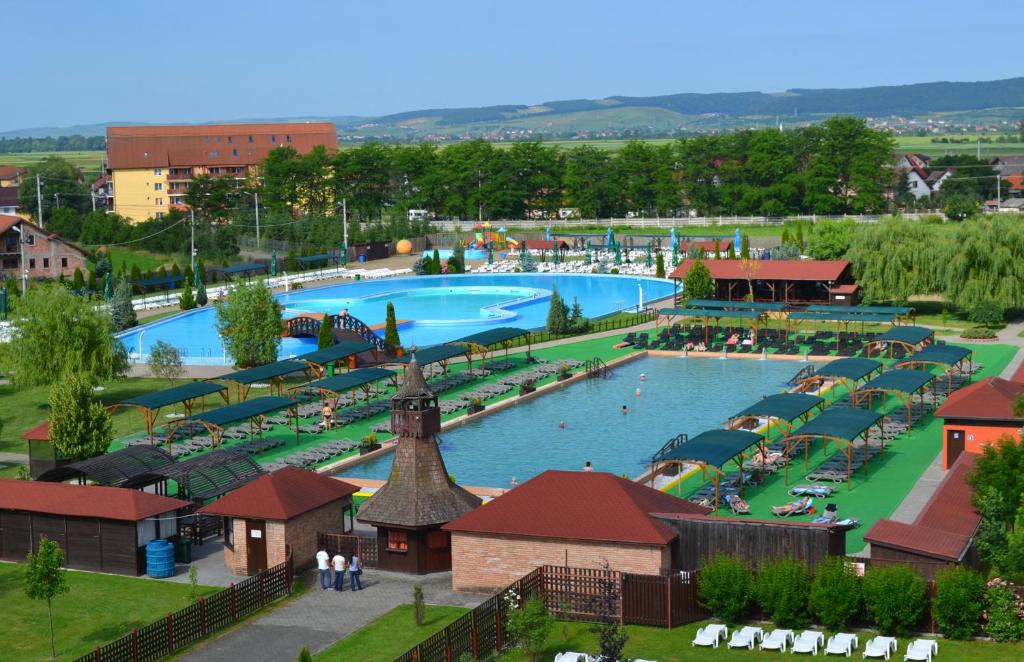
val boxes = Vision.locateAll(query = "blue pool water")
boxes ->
[338,356,818,488]
[118,274,675,364]
[421,248,490,261]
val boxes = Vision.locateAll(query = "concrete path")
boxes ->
[183,569,487,661]
[0,452,27,464]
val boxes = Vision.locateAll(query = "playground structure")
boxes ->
[466,222,520,251]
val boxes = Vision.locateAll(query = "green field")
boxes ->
[95,248,178,274]
[894,135,1024,158]
[0,150,105,179]
[314,605,469,661]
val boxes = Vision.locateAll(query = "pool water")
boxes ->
[421,248,490,261]
[118,273,675,364]
[338,356,818,488]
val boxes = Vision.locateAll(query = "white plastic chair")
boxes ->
[792,630,825,655]
[903,639,938,662]
[760,629,795,652]
[727,626,763,650]
[692,623,728,648]
[863,636,898,659]
[825,633,859,656]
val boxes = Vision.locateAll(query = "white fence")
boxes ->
[433,213,941,231]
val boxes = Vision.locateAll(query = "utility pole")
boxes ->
[91,189,97,212]
[997,175,1001,211]
[190,208,196,273]
[342,198,348,248]
[35,174,44,229]
[253,192,260,249]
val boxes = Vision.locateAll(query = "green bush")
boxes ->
[933,567,984,639]
[984,579,1024,642]
[961,326,997,339]
[697,554,753,625]
[862,565,927,635]
[968,299,1004,327]
[755,558,811,628]
[808,558,862,630]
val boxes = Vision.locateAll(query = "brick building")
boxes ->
[0,214,88,283]
[443,470,709,592]
[199,467,358,576]
[934,377,1024,469]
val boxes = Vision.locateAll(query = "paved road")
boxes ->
[183,569,487,661]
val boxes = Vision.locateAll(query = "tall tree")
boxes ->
[384,301,401,348]
[803,117,895,214]
[17,155,91,219]
[317,313,334,350]
[214,280,282,367]
[564,145,622,217]
[24,537,70,658]
[683,257,715,300]
[49,369,113,460]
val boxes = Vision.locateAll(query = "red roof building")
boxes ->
[200,467,359,576]
[443,470,709,591]
[934,377,1024,468]
[0,215,88,282]
[668,259,854,304]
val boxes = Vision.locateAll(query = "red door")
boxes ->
[246,520,267,574]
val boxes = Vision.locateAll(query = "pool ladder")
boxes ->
[583,357,612,379]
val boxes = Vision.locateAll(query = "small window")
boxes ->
[248,135,254,143]
[155,198,163,206]
[209,151,218,158]
[61,257,68,268]
[232,149,238,157]
[224,518,234,549]
[270,135,276,143]
[216,136,221,142]
[286,134,292,143]
[43,257,49,269]
[29,258,36,269]
[155,212,164,219]
[154,183,163,191]
[154,168,162,176]
[387,529,408,552]
[227,136,233,144]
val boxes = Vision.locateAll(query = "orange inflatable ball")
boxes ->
[395,239,413,255]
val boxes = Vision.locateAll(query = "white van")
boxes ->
[408,209,429,221]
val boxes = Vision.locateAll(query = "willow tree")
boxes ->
[214,280,282,368]
[845,217,952,304]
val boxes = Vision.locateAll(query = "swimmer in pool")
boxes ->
[622,404,629,415]
[559,420,566,429]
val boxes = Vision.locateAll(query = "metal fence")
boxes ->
[433,213,941,231]
[73,552,293,662]
[503,309,657,349]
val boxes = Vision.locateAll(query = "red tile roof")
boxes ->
[934,377,1024,422]
[22,421,50,441]
[865,519,972,561]
[0,215,88,258]
[0,214,19,234]
[0,165,26,180]
[443,470,710,545]
[0,480,188,521]
[1003,174,1024,190]
[828,284,860,294]
[669,259,849,282]
[199,467,359,520]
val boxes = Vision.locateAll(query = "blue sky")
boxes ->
[5,0,1019,132]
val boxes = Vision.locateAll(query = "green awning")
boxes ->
[296,340,376,365]
[806,304,913,316]
[36,445,174,488]
[133,275,185,289]
[119,382,226,410]
[860,369,936,395]
[300,367,396,393]
[396,344,470,365]
[789,311,895,324]
[788,406,883,442]
[218,360,308,385]
[184,396,296,428]
[900,345,972,367]
[454,327,531,347]
[684,299,787,312]
[731,393,825,422]
[660,429,765,467]
[874,325,934,346]
[220,262,266,275]
[152,450,264,502]
[659,307,764,320]
[813,357,883,382]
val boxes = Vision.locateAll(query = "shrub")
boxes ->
[984,578,1024,642]
[755,558,811,628]
[862,565,927,635]
[961,326,997,339]
[968,299,1004,327]
[505,596,553,662]
[808,558,862,630]
[933,567,984,639]
[413,584,425,626]
[697,554,753,625]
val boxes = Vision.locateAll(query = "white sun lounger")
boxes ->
[553,653,593,662]
[760,629,794,652]
[727,626,763,650]
[903,639,938,662]
[792,630,825,655]
[825,633,859,656]
[863,636,898,659]
[692,623,728,648]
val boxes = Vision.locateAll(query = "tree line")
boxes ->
[0,135,105,154]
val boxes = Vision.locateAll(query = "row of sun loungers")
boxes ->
[694,624,937,660]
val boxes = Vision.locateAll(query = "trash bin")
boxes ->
[354,274,361,281]
[175,537,192,564]
[358,254,367,263]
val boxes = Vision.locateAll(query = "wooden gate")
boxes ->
[316,532,379,568]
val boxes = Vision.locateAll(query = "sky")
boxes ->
[5,0,1020,132]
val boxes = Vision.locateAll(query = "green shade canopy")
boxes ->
[900,344,972,366]
[301,367,396,393]
[874,325,934,346]
[789,311,895,324]
[860,368,936,395]
[659,307,764,320]
[183,396,297,428]
[731,393,825,422]
[133,275,185,289]
[453,327,530,347]
[813,357,883,382]
[152,450,264,502]
[396,344,470,365]
[660,429,765,467]
[788,406,883,441]
[296,340,376,365]
[219,262,266,275]
[218,360,308,385]
[684,299,787,312]
[806,304,913,316]
[296,252,337,265]
[36,445,173,488]
[119,382,227,411]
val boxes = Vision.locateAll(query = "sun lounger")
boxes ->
[790,484,834,498]
[726,493,751,514]
[554,653,594,662]
[760,629,794,653]
[792,630,825,655]
[813,503,839,524]
[863,636,898,659]
[825,632,858,656]
[727,626,763,650]
[771,497,812,517]
[903,639,937,662]
[692,623,728,648]
[834,518,860,530]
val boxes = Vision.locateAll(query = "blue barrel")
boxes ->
[146,539,175,578]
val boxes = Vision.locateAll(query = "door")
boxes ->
[946,429,965,468]
[246,520,267,574]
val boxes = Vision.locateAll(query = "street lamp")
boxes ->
[11,224,29,295]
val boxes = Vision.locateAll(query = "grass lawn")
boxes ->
[97,248,178,275]
[0,150,106,179]
[314,604,468,661]
[493,619,1024,662]
[0,561,217,661]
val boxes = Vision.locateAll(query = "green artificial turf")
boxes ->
[314,604,468,661]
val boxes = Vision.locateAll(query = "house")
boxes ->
[1001,174,1023,198]
[91,175,113,212]
[991,198,1024,212]
[934,377,1024,469]
[991,156,1024,176]
[925,168,954,192]
[0,187,18,216]
[443,470,710,592]
[106,122,337,222]
[897,153,931,171]
[668,259,855,304]
[0,165,26,187]
[865,452,981,579]
[897,154,934,200]
[0,215,88,283]
[356,356,481,575]
[199,467,359,576]
[21,421,74,479]
[0,480,189,575]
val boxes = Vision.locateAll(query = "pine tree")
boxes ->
[431,249,442,274]
[110,279,138,330]
[740,234,750,259]
[87,270,97,292]
[286,249,297,272]
[317,313,334,349]
[683,256,715,301]
[195,274,208,307]
[49,370,112,461]
[781,227,792,247]
[130,263,142,286]
[171,262,181,277]
[655,251,666,278]
[795,222,805,251]
[384,301,401,348]
[452,243,466,273]
[178,278,196,310]
[713,239,721,260]
[729,240,737,259]
[546,287,571,334]
[119,259,128,278]
[71,268,84,290]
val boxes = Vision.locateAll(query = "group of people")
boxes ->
[315,549,363,592]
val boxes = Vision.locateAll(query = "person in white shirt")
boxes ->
[349,554,363,590]
[315,549,331,590]
[332,553,347,591]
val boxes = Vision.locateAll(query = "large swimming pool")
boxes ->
[338,356,817,488]
[118,273,675,364]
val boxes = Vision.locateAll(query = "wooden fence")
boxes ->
[73,552,293,662]
[395,565,704,662]
[317,532,380,568]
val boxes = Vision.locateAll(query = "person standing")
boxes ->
[349,553,363,590]
[332,552,347,592]
[322,402,334,431]
[315,549,331,590]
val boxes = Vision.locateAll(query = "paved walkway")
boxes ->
[0,452,27,465]
[183,569,488,661]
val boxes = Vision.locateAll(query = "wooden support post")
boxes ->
[132,628,138,662]
[666,573,673,628]
[199,597,207,633]
[166,612,174,655]
[230,582,237,621]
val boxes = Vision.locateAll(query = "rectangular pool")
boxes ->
[338,355,818,488]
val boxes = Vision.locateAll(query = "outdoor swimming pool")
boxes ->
[338,355,818,488]
[118,273,675,364]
